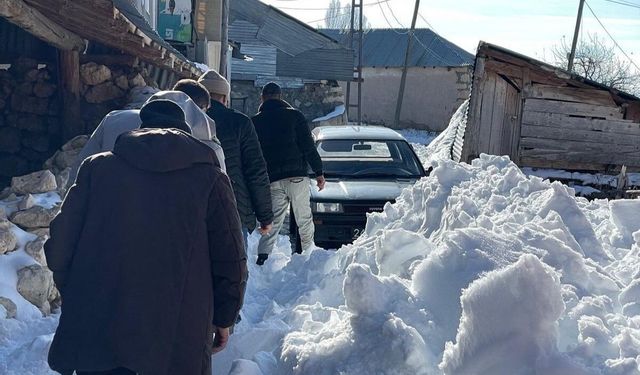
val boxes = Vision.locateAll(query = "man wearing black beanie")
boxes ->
[138,99,192,134]
[45,97,246,375]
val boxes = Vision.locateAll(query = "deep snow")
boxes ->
[1,112,640,374]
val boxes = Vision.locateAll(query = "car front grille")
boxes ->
[342,200,393,215]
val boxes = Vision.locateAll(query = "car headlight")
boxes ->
[312,202,343,213]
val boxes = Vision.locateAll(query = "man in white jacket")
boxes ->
[69,81,225,184]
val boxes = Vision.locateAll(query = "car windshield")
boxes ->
[317,139,424,178]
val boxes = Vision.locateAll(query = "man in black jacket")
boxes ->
[45,100,246,375]
[252,82,325,265]
[199,70,273,242]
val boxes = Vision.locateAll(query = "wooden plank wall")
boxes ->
[463,45,640,172]
[520,84,640,170]
[464,69,522,161]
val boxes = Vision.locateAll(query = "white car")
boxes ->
[290,126,427,251]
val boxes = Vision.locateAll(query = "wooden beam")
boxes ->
[0,0,85,51]
[26,0,199,78]
[520,137,640,155]
[80,54,139,67]
[59,50,83,141]
[520,157,618,172]
[522,111,640,136]
[524,98,623,120]
[485,59,565,86]
[526,84,617,107]
[521,123,640,146]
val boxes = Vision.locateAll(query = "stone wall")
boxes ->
[0,136,86,319]
[230,80,345,123]
[0,57,157,187]
[0,58,62,186]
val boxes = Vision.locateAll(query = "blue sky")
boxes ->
[260,0,640,69]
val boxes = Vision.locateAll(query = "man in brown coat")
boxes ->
[45,100,247,375]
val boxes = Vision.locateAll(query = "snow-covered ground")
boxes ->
[2,108,640,374]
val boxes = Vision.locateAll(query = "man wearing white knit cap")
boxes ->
[199,71,273,250]
[69,82,226,185]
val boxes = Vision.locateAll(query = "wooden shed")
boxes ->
[459,42,640,172]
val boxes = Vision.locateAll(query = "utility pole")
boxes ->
[219,0,229,78]
[567,0,585,72]
[346,0,363,124]
[394,0,420,128]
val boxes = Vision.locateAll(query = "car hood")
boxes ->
[310,178,417,201]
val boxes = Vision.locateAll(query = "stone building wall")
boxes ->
[230,80,345,123]
[0,59,62,185]
[0,57,157,187]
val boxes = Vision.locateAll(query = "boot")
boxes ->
[256,253,269,266]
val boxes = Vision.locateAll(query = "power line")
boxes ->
[298,0,391,23]
[377,1,409,34]
[602,0,640,8]
[585,0,640,71]
[385,1,406,28]
[418,12,437,31]
[385,2,469,64]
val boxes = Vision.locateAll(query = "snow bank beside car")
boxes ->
[209,154,640,374]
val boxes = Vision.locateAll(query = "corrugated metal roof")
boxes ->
[320,28,474,67]
[232,44,277,77]
[229,20,260,45]
[229,0,353,81]
[276,49,353,80]
[231,0,344,56]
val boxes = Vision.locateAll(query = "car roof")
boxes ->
[312,125,407,141]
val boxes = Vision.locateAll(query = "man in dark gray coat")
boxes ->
[199,70,273,243]
[45,100,246,375]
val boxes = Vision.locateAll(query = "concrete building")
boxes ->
[321,29,474,132]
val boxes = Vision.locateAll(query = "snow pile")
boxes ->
[212,154,640,374]
[2,154,640,373]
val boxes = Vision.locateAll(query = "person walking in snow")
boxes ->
[198,70,273,247]
[45,99,247,375]
[68,79,225,185]
[251,82,325,265]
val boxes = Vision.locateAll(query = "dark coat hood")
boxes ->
[113,128,218,173]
